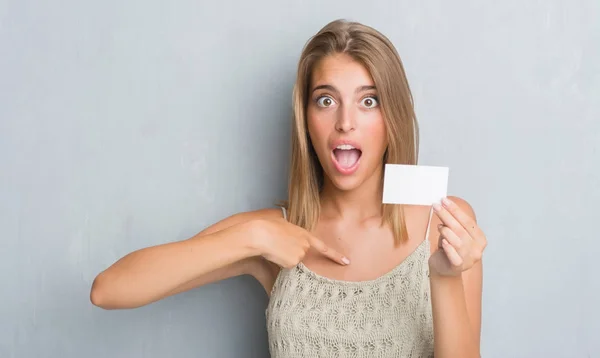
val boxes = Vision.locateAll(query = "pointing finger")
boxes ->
[308,236,350,265]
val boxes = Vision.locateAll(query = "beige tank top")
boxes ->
[265,207,435,358]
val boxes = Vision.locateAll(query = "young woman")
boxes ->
[90,19,487,358]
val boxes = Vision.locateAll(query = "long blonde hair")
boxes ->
[285,19,419,245]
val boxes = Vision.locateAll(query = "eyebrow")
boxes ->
[311,84,377,94]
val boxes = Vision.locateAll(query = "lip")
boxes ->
[330,139,362,175]
[329,139,362,151]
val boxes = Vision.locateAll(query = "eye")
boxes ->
[316,96,336,108]
[361,96,378,108]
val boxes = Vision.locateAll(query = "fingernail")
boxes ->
[342,257,350,265]
[433,203,442,211]
[438,224,443,229]
[442,197,452,207]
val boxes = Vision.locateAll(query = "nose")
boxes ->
[335,105,356,133]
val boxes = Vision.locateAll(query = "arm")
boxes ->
[429,196,485,358]
[430,264,482,358]
[90,209,280,310]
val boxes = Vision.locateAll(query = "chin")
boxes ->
[327,174,365,192]
[323,161,379,192]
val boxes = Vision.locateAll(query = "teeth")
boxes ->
[336,144,356,150]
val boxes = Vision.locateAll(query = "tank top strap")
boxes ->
[280,206,287,221]
[424,205,435,244]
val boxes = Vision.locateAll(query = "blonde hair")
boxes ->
[285,19,419,245]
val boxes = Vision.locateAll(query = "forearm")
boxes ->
[90,222,258,309]
[430,273,480,358]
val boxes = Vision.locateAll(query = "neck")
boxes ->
[319,163,384,220]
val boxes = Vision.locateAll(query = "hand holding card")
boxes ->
[381,164,487,278]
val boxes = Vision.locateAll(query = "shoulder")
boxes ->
[446,196,477,221]
[196,206,285,293]
[197,207,285,236]
[228,206,286,222]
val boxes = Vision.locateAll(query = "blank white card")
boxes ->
[382,164,449,206]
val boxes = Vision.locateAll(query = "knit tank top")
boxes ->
[265,207,435,358]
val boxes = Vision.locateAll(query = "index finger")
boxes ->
[308,236,350,265]
[439,198,482,239]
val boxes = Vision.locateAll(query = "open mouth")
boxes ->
[331,144,362,174]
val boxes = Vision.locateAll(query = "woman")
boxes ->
[90,19,486,358]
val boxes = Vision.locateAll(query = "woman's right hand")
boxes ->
[249,217,350,268]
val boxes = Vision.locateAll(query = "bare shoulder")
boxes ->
[154,206,284,298]
[448,195,477,221]
[196,206,284,293]
[197,207,285,237]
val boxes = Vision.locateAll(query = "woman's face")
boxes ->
[307,53,388,192]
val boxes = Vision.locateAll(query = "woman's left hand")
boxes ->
[428,197,487,277]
